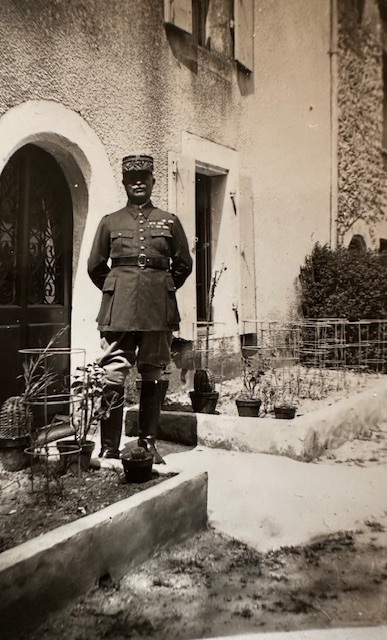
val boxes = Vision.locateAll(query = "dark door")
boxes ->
[195,172,212,322]
[0,144,73,404]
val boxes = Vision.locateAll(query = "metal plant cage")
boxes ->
[240,318,387,408]
[192,322,227,385]
[18,346,86,502]
[241,319,387,373]
[295,319,387,373]
[19,346,86,430]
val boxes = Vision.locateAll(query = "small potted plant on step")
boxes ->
[189,265,226,414]
[273,381,297,420]
[121,446,153,483]
[235,356,266,417]
[189,368,219,414]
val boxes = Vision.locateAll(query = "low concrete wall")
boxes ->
[126,407,197,446]
[197,378,387,461]
[0,470,208,640]
[126,378,387,462]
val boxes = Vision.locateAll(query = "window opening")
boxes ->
[193,0,210,47]
[195,172,212,322]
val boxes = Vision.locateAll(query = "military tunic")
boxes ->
[87,201,192,332]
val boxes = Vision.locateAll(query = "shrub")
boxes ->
[298,243,387,320]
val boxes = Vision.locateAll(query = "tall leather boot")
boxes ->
[138,380,166,464]
[159,378,169,409]
[99,387,124,459]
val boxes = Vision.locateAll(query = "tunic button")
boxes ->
[140,246,145,250]
[140,236,145,240]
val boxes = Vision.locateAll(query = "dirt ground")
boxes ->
[0,462,174,553]
[2,370,387,639]
[21,422,387,640]
[27,522,387,640]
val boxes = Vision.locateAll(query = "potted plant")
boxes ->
[121,446,153,483]
[189,368,219,414]
[273,381,297,420]
[0,332,64,472]
[189,265,226,414]
[235,357,266,417]
[259,374,278,416]
[0,396,33,471]
[58,361,122,471]
[274,402,297,420]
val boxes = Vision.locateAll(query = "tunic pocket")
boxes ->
[96,275,116,326]
[165,275,180,325]
[110,230,134,257]
[150,228,172,253]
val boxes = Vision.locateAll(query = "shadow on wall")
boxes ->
[237,65,254,96]
[165,24,198,73]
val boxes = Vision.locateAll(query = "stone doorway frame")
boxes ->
[0,99,120,359]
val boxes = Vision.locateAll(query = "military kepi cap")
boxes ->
[122,154,153,174]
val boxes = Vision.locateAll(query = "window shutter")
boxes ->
[239,175,256,322]
[164,0,193,34]
[168,152,196,338]
[234,0,254,72]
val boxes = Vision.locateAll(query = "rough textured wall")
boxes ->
[0,0,240,207]
[337,0,386,244]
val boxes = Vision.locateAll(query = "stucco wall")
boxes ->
[0,0,337,354]
[238,0,332,322]
[0,0,240,204]
[0,0,242,354]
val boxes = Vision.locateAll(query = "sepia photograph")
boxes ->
[0,1,386,639]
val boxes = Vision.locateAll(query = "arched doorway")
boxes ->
[0,144,73,404]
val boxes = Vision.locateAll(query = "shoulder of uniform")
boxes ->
[151,208,177,223]
[100,207,128,224]
[167,213,177,223]
[107,206,128,217]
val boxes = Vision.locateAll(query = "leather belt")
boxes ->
[111,255,170,270]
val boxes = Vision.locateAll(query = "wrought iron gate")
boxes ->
[0,144,73,404]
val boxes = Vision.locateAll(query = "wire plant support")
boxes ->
[240,318,387,411]
[192,321,226,390]
[19,346,86,503]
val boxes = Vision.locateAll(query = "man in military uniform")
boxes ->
[88,154,192,463]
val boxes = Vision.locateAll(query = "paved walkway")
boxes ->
[162,445,387,552]
[101,433,387,554]
[161,445,387,640]
[99,435,387,639]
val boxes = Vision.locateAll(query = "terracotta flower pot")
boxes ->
[57,439,95,472]
[0,435,30,472]
[189,391,219,414]
[274,405,297,420]
[235,398,262,417]
[122,452,153,483]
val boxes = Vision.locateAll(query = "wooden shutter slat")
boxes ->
[234,0,254,72]
[164,0,193,34]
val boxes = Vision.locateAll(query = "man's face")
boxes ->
[123,171,155,205]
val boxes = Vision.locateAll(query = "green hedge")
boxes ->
[298,243,387,320]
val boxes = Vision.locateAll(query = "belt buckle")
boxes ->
[137,253,147,268]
